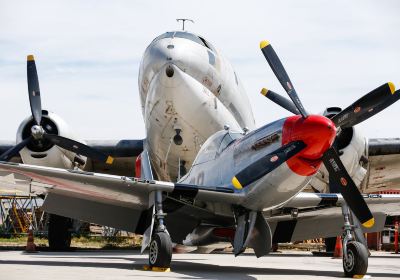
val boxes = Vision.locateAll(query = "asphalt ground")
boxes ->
[0,249,399,280]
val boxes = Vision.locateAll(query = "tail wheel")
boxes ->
[48,214,72,251]
[343,241,368,278]
[149,232,172,268]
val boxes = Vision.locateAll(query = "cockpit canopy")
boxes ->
[193,130,243,165]
[152,31,216,52]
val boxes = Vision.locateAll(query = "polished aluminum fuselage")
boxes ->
[138,31,255,181]
[180,119,312,212]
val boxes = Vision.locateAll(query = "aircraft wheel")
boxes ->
[48,214,72,251]
[343,241,368,278]
[149,232,172,268]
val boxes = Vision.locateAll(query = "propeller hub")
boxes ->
[282,115,337,176]
[31,125,45,140]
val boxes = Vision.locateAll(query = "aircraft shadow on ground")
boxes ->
[1,252,399,279]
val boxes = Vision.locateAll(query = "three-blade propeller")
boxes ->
[0,55,114,165]
[232,40,399,228]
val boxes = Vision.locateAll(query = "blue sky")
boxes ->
[0,0,399,140]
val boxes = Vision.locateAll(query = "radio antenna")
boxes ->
[176,19,194,31]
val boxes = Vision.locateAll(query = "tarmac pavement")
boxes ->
[0,249,399,280]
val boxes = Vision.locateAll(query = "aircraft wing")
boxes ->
[0,139,144,176]
[267,192,400,243]
[0,161,241,232]
[364,138,400,193]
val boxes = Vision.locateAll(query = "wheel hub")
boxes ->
[344,249,355,271]
[149,240,158,265]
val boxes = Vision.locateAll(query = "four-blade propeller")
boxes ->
[0,55,114,165]
[233,40,400,228]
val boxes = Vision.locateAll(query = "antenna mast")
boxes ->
[176,19,194,31]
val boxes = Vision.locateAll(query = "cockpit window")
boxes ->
[218,132,242,154]
[152,32,216,52]
[193,130,242,165]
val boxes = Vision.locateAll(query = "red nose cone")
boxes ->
[282,115,337,176]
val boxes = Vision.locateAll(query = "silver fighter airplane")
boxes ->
[1,31,400,278]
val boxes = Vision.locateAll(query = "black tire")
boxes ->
[48,214,72,251]
[343,241,368,278]
[148,232,172,268]
[325,237,336,253]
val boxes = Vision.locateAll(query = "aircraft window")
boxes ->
[218,132,242,154]
[151,32,175,43]
[174,32,206,46]
[152,32,216,51]
[199,37,216,52]
[193,131,226,165]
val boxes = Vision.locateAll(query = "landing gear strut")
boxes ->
[148,191,172,269]
[341,203,368,277]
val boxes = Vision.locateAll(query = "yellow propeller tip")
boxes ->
[232,176,243,190]
[261,88,269,96]
[106,156,114,165]
[388,82,395,94]
[27,55,35,61]
[362,217,374,228]
[260,40,270,49]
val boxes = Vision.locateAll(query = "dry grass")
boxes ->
[0,235,142,249]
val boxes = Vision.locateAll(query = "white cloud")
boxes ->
[0,0,399,140]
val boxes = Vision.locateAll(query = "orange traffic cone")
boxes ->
[333,236,343,258]
[25,227,37,253]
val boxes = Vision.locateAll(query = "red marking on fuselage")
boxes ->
[282,115,336,176]
[135,154,142,178]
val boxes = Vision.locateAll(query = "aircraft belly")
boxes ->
[144,64,241,181]
[242,164,312,211]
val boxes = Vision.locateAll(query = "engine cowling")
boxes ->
[16,110,87,169]
[309,126,368,193]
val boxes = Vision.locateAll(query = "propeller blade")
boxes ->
[27,55,42,125]
[261,88,299,115]
[260,41,308,118]
[43,134,114,165]
[331,82,397,128]
[322,147,374,228]
[0,136,32,161]
[232,141,306,189]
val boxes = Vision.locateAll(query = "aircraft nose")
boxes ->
[149,40,172,61]
[282,115,337,176]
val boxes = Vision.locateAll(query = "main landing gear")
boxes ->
[147,191,172,270]
[341,203,369,278]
